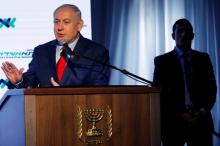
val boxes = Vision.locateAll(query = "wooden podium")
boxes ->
[0,86,160,146]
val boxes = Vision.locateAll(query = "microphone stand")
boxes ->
[73,52,153,86]
[62,43,153,86]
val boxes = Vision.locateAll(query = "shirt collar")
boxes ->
[175,46,192,58]
[68,34,80,51]
[57,34,80,51]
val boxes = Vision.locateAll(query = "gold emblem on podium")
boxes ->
[76,105,112,145]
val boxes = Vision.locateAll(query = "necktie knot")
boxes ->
[182,53,189,61]
[60,47,66,57]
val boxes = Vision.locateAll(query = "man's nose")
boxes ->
[57,23,64,30]
[181,31,186,36]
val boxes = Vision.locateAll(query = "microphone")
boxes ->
[58,40,73,59]
[61,43,152,86]
[62,43,73,59]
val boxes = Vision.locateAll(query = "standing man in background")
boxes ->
[1,4,110,88]
[153,18,217,146]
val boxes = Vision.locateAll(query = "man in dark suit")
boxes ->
[1,4,110,87]
[153,19,217,146]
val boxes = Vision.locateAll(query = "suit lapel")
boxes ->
[188,50,198,77]
[169,50,184,83]
[74,34,87,56]
[169,50,181,70]
[48,41,58,81]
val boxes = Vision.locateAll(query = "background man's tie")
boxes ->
[183,53,194,108]
[57,47,67,82]
[183,53,192,90]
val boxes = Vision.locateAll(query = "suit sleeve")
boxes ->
[153,56,162,87]
[203,54,217,111]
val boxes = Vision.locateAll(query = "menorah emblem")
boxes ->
[76,106,112,145]
[84,109,104,137]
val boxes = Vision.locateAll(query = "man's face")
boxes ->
[54,7,83,43]
[172,24,194,52]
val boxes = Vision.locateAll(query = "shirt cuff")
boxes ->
[14,78,23,88]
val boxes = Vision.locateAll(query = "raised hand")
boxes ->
[1,61,24,84]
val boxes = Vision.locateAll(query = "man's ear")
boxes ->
[172,33,175,40]
[77,19,84,32]
[191,33,194,40]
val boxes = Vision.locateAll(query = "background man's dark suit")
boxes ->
[17,34,110,88]
[153,49,217,146]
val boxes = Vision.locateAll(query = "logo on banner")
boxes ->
[0,18,16,28]
[0,79,9,89]
[0,49,33,58]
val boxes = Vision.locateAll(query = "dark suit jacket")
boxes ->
[15,34,110,88]
[153,49,216,131]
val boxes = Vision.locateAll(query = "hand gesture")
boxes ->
[1,61,24,84]
[50,77,60,86]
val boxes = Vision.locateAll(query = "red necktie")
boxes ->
[57,47,67,82]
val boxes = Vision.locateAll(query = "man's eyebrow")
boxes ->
[63,18,71,21]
